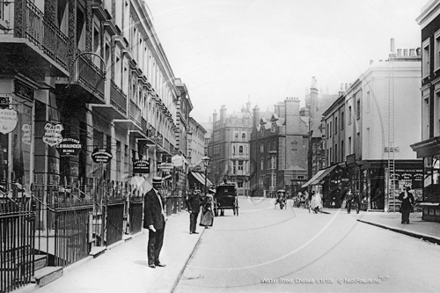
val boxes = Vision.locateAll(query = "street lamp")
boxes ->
[202,156,211,195]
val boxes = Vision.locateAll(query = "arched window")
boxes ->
[260,143,264,153]
[242,133,246,139]
[260,158,264,171]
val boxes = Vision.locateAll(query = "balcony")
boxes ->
[90,80,126,119]
[0,0,71,78]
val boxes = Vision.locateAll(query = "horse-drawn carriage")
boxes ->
[213,184,239,216]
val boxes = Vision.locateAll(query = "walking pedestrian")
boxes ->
[200,189,214,228]
[186,189,202,234]
[143,177,167,269]
[344,188,353,214]
[397,186,415,224]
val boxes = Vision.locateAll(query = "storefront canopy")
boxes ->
[190,171,213,188]
[301,165,338,188]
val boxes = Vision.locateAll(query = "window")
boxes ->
[329,122,332,137]
[327,123,329,138]
[335,117,338,134]
[242,133,246,139]
[334,144,338,162]
[239,145,243,154]
[271,157,276,169]
[238,160,244,171]
[267,158,271,170]
[423,38,430,77]
[341,112,344,129]
[436,30,440,71]
[260,158,264,171]
[348,106,352,125]
[235,133,238,140]
[348,137,352,154]
[341,140,344,161]
[260,143,264,153]
[356,100,361,119]
[237,181,244,188]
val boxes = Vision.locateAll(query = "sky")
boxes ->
[146,0,427,124]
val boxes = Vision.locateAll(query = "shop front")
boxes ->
[411,137,440,222]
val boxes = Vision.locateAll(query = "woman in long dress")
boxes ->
[200,192,214,228]
[310,191,323,213]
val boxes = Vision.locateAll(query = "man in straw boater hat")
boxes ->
[143,176,167,268]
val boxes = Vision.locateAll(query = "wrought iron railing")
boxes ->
[129,100,142,127]
[0,195,35,293]
[23,0,70,71]
[110,80,127,114]
[77,51,105,99]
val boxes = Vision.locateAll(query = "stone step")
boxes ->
[32,266,63,287]
[34,255,47,271]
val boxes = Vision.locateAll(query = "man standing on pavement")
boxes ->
[186,189,201,234]
[143,177,167,269]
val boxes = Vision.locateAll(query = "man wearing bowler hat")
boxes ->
[143,177,167,268]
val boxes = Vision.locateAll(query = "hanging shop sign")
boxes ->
[22,124,31,145]
[42,123,63,146]
[0,108,18,134]
[133,159,150,174]
[91,148,112,163]
[56,138,82,156]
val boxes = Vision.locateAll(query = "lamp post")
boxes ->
[202,156,211,195]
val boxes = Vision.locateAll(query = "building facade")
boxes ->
[250,98,309,197]
[0,1,186,284]
[319,45,422,211]
[412,0,440,222]
[208,104,252,195]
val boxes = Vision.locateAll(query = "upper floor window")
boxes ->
[435,31,440,71]
[335,117,338,134]
[423,38,430,77]
[348,106,352,125]
[260,143,264,153]
[341,112,344,129]
[242,133,246,139]
[239,146,243,154]
[356,100,361,119]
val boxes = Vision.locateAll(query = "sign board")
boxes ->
[133,159,150,174]
[0,108,18,134]
[22,124,31,145]
[43,123,63,146]
[91,148,112,163]
[56,138,82,156]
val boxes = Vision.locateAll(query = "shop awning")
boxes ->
[301,165,338,188]
[191,172,213,187]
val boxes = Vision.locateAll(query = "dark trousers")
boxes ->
[190,212,199,233]
[401,211,410,223]
[346,200,359,214]
[148,224,165,265]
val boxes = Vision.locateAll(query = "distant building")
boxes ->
[305,77,339,179]
[250,98,309,197]
[412,1,440,223]
[208,104,252,195]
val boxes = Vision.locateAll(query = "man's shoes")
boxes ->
[155,263,166,267]
[148,264,156,269]
[191,232,199,234]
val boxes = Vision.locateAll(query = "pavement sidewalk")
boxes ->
[323,208,440,244]
[23,211,203,293]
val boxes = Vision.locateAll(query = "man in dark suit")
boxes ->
[143,177,167,268]
[186,189,201,234]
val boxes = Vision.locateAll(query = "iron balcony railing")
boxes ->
[76,50,105,99]
[110,80,127,115]
[129,100,142,128]
[22,0,70,71]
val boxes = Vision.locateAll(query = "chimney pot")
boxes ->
[397,49,402,56]
[409,49,415,56]
[403,49,408,56]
